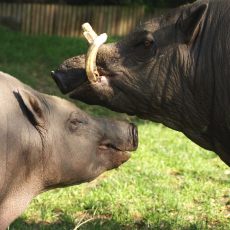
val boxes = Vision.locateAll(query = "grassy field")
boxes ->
[0,27,229,230]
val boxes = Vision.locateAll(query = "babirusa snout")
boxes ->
[82,23,108,83]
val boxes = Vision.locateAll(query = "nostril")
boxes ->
[51,70,55,77]
[51,70,61,83]
[51,70,70,94]
[130,123,138,149]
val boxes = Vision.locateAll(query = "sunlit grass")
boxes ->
[0,27,229,230]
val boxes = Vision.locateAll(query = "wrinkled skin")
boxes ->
[52,0,230,166]
[0,71,138,229]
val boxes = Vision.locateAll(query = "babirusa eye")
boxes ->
[144,40,152,47]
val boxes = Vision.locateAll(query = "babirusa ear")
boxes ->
[17,89,45,127]
[177,2,208,44]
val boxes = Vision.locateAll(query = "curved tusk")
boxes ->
[85,33,107,82]
[82,23,108,83]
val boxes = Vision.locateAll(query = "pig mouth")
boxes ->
[98,143,131,168]
[98,142,129,154]
[98,143,130,155]
[97,124,138,167]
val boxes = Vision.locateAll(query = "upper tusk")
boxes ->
[82,23,108,83]
[82,23,98,44]
[85,33,107,82]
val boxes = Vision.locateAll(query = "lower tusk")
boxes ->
[82,23,108,83]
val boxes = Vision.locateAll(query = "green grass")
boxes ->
[0,27,229,230]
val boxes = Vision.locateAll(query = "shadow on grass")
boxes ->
[10,217,171,230]
[11,217,126,230]
[10,218,74,230]
[10,217,214,230]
